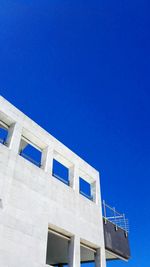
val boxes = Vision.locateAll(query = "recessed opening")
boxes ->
[46,230,97,266]
[79,177,93,201]
[81,243,96,266]
[46,230,70,266]
[52,159,69,186]
[19,138,41,167]
[0,123,8,145]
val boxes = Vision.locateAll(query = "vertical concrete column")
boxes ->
[69,161,79,193]
[91,172,101,205]
[95,248,106,267]
[91,181,97,203]
[68,235,80,267]
[101,248,106,267]
[95,248,101,267]
[7,122,22,154]
[41,144,54,174]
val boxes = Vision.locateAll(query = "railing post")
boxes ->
[123,213,128,236]
[103,200,106,218]
[114,207,118,230]
[103,200,107,224]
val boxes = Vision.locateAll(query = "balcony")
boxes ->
[103,201,130,260]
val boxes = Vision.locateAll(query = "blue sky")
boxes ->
[0,1,150,266]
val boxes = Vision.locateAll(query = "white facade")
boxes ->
[0,96,106,267]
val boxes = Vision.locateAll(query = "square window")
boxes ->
[79,177,93,201]
[20,141,41,167]
[53,159,69,185]
[0,126,8,145]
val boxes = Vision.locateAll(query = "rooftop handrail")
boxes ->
[103,201,124,216]
[103,200,129,233]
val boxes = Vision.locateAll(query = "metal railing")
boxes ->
[52,173,70,186]
[103,200,129,233]
[20,151,41,167]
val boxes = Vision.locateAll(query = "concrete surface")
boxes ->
[0,96,106,267]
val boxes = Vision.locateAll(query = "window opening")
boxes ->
[80,243,96,266]
[20,138,41,167]
[79,177,93,201]
[46,229,70,266]
[0,122,8,145]
[52,159,69,186]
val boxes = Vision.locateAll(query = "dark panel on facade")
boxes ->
[103,218,131,260]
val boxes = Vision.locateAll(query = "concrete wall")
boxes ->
[0,96,106,267]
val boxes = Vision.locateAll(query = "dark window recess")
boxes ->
[0,127,8,145]
[79,177,93,201]
[20,143,41,167]
[52,159,69,185]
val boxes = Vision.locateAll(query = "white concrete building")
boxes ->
[0,96,130,267]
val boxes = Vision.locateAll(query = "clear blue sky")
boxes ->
[0,1,150,266]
